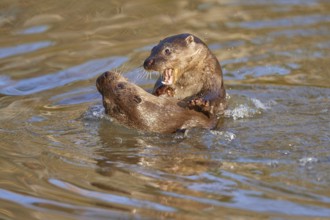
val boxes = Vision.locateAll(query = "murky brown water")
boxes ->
[0,0,330,219]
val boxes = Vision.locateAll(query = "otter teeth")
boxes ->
[161,69,173,85]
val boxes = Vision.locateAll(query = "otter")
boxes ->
[96,71,216,133]
[144,33,226,116]
[96,33,226,133]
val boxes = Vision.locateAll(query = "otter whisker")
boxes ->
[149,70,155,80]
[136,69,146,80]
[97,33,227,133]
[132,67,149,83]
[119,64,129,75]
[141,69,152,80]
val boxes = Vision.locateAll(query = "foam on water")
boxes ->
[83,104,108,121]
[210,130,236,142]
[224,97,273,120]
[298,157,319,167]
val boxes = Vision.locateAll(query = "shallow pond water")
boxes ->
[0,0,330,219]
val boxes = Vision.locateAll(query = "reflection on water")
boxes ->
[0,0,330,219]
[0,57,127,95]
[0,41,53,59]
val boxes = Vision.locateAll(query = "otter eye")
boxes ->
[164,48,171,55]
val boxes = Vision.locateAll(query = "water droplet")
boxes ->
[268,160,279,168]
[298,157,318,166]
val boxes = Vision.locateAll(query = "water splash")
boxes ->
[298,157,319,167]
[224,97,272,120]
[83,104,107,120]
[210,130,236,142]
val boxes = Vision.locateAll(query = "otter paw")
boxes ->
[188,98,211,112]
[166,87,175,97]
[154,85,174,97]
[189,98,209,107]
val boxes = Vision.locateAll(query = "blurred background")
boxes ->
[0,0,329,219]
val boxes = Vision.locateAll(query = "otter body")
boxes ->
[96,33,226,133]
[96,71,216,133]
[144,33,226,116]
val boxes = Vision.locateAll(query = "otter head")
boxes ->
[96,71,123,116]
[143,33,207,86]
[96,71,142,123]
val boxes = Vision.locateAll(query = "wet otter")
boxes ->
[96,71,216,133]
[144,33,226,116]
[96,33,226,133]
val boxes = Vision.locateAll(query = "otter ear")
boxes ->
[185,35,194,44]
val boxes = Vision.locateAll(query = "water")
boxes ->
[0,0,329,219]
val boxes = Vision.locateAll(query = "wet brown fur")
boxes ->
[96,33,226,133]
[144,33,226,116]
[96,71,216,133]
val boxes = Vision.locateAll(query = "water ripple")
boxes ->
[0,41,54,59]
[229,14,330,29]
[0,188,130,219]
[49,178,176,212]
[0,56,127,96]
[18,25,49,35]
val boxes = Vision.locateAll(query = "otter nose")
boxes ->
[143,58,155,70]
[96,73,106,94]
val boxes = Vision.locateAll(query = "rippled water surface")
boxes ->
[0,0,330,219]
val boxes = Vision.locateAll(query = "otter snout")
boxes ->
[96,73,106,94]
[143,57,155,70]
[96,71,118,94]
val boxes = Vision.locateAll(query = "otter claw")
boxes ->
[189,98,209,107]
[153,85,175,97]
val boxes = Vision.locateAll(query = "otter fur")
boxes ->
[96,33,226,133]
[144,33,226,116]
[96,71,216,133]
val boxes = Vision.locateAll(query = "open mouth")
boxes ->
[161,68,174,85]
